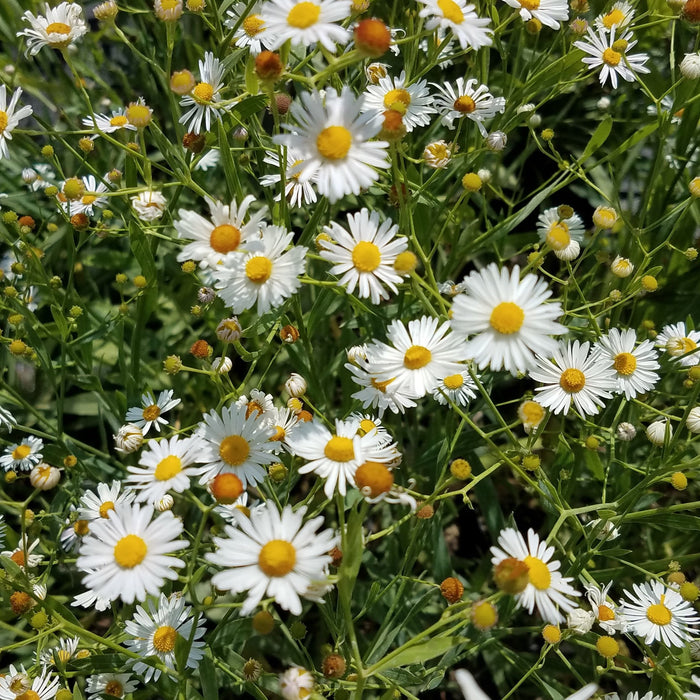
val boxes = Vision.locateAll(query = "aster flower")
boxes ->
[0,435,44,472]
[433,78,505,135]
[0,665,59,700]
[279,667,315,700]
[22,164,55,191]
[225,2,274,54]
[273,87,389,203]
[124,389,181,435]
[423,139,454,168]
[81,109,137,135]
[79,480,135,521]
[432,369,478,407]
[0,86,34,160]
[345,356,419,416]
[537,206,585,260]
[1,535,44,570]
[416,0,492,50]
[501,0,568,29]
[18,2,88,56]
[361,72,436,132]
[206,501,337,615]
[594,1,635,31]
[584,581,627,633]
[85,673,138,700]
[260,149,318,207]
[656,322,700,366]
[60,174,109,217]
[38,636,80,666]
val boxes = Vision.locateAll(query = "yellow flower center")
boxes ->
[598,604,616,621]
[160,0,180,8]
[109,115,128,127]
[453,95,476,114]
[245,401,265,420]
[219,435,250,466]
[142,404,161,422]
[316,126,352,160]
[46,22,72,35]
[10,551,26,566]
[245,256,273,283]
[519,0,540,9]
[81,194,97,205]
[126,104,151,127]
[99,500,115,518]
[489,301,525,334]
[0,111,8,133]
[403,345,432,370]
[56,648,73,663]
[437,0,464,23]
[603,8,625,27]
[603,48,622,66]
[287,1,321,28]
[154,455,183,481]
[104,680,124,697]
[559,368,586,393]
[16,691,41,700]
[358,419,376,434]
[271,425,286,441]
[12,444,31,460]
[258,539,296,576]
[524,555,551,590]
[193,82,215,103]
[242,14,265,35]
[210,223,241,254]
[351,241,381,272]
[647,601,672,626]
[613,351,637,376]
[113,534,148,568]
[324,436,355,462]
[371,376,395,393]
[153,624,178,652]
[355,460,394,497]
[383,88,412,110]
[546,222,571,250]
[74,519,90,536]
[443,373,464,389]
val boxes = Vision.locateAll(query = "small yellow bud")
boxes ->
[596,635,619,659]
[670,472,688,490]
[540,128,555,141]
[41,145,55,158]
[461,172,482,192]
[680,582,699,602]
[133,275,147,288]
[641,275,658,292]
[181,260,197,273]
[542,625,561,644]
[522,454,541,471]
[450,458,472,480]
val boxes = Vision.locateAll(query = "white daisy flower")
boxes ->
[574,27,650,90]
[262,0,352,52]
[531,340,617,416]
[175,195,267,269]
[22,164,55,191]
[179,52,231,135]
[450,264,566,375]
[85,673,138,700]
[206,500,338,615]
[131,190,167,221]
[0,435,43,472]
[432,78,505,135]
[0,665,59,700]
[60,174,109,217]
[361,72,436,133]
[348,412,393,445]
[593,328,660,399]
[320,208,407,304]
[432,370,478,407]
[1,535,44,570]
[235,389,276,421]
[285,417,397,497]
[422,139,454,168]
[501,0,568,29]
[60,507,91,553]
[125,435,202,505]
[345,356,419,416]
[81,109,137,135]
[594,1,635,31]
[273,87,389,203]
[76,503,187,604]
[267,406,301,451]
[490,527,581,624]
[38,636,80,666]
[194,403,277,487]
[124,593,206,682]
[18,2,88,56]
[213,225,308,315]
[260,149,318,207]
[279,667,315,700]
[0,85,33,160]
[656,322,700,366]
[537,206,585,257]
[620,580,700,647]
[79,480,135,521]
[416,0,493,50]
[225,2,274,54]
[214,492,258,522]
[367,316,469,399]
[124,389,181,436]
[584,581,627,633]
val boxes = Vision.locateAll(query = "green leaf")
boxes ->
[198,655,219,700]
[579,116,612,162]
[371,637,464,674]
[233,94,267,120]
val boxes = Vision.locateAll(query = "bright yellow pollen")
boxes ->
[443,374,464,390]
[0,111,8,133]
[104,680,124,697]
[355,460,393,497]
[142,404,161,422]
[81,194,97,205]
[383,88,412,110]
[11,444,31,460]
[46,22,72,34]
[613,352,637,376]
[271,425,286,441]
[598,604,616,621]
[287,1,320,27]
[489,302,525,335]
[74,519,90,536]
[99,500,115,518]
[242,14,265,35]
[210,223,241,254]
[109,115,128,127]
[324,436,355,462]
[371,376,395,393]
[359,419,376,434]
[16,691,41,700]
[647,599,672,626]
[453,95,476,113]
[546,222,571,250]
[603,48,622,66]
[352,241,381,272]
[56,649,72,663]
[519,0,540,9]
[437,0,464,22]
[258,540,296,576]
[154,455,182,481]
[245,256,273,283]
[152,625,178,652]
[219,435,250,466]
[403,345,432,370]
[559,368,586,393]
[160,0,179,8]
[524,555,551,590]
[193,82,214,103]
[113,534,148,568]
[603,8,625,27]
[316,126,352,160]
